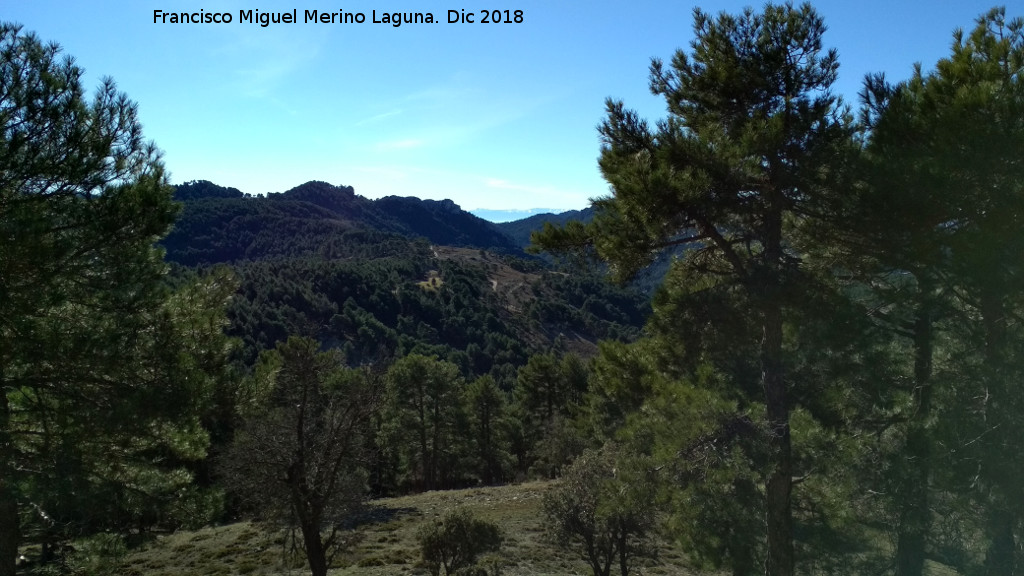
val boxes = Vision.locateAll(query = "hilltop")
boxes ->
[163,180,522,266]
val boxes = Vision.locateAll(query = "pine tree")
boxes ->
[463,375,512,485]
[382,354,465,490]
[223,337,377,576]
[936,13,1024,574]
[851,70,957,576]
[853,9,1024,574]
[535,5,852,575]
[0,23,232,574]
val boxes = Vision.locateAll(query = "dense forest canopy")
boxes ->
[3,4,1024,576]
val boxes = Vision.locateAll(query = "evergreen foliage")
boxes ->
[221,336,378,576]
[538,5,1024,576]
[161,181,521,266]
[847,9,1024,575]
[0,22,234,575]
[381,355,467,492]
[9,6,1024,576]
[535,5,854,575]
[495,207,595,248]
[463,375,515,485]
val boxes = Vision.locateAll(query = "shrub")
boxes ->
[417,508,503,576]
[543,444,658,576]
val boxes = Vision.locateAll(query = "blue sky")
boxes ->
[5,0,1018,211]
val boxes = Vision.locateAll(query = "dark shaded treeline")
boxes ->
[163,180,522,265]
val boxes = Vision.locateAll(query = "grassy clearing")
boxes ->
[416,271,444,292]
[116,480,696,576]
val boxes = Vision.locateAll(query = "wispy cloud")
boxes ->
[212,15,329,99]
[401,76,481,106]
[375,139,424,151]
[483,177,585,206]
[355,109,404,126]
[361,75,552,148]
[234,59,308,98]
[352,165,411,181]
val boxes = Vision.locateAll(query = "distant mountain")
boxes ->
[470,208,569,223]
[163,180,521,265]
[494,208,595,249]
[494,206,682,294]
[163,180,650,375]
[374,196,517,251]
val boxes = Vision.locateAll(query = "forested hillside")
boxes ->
[162,180,522,265]
[494,206,680,294]
[493,207,595,248]
[5,6,1024,576]
[163,179,648,370]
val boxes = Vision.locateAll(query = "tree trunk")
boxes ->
[763,300,793,576]
[618,530,629,576]
[981,291,1016,576]
[431,400,441,489]
[1,388,19,576]
[761,193,793,576]
[585,533,609,576]
[0,490,14,576]
[895,297,934,576]
[418,392,430,491]
[985,508,1016,576]
[732,477,759,576]
[301,521,329,576]
[481,406,493,485]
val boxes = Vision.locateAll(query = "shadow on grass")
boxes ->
[342,504,421,530]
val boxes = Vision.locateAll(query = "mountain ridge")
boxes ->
[166,180,604,265]
[164,180,526,265]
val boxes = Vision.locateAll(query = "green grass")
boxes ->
[94,479,976,576]
[416,271,444,292]
[115,481,698,576]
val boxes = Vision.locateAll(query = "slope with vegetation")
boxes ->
[110,481,694,576]
[162,180,522,266]
[6,5,1024,576]
[165,179,648,371]
[493,208,595,248]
